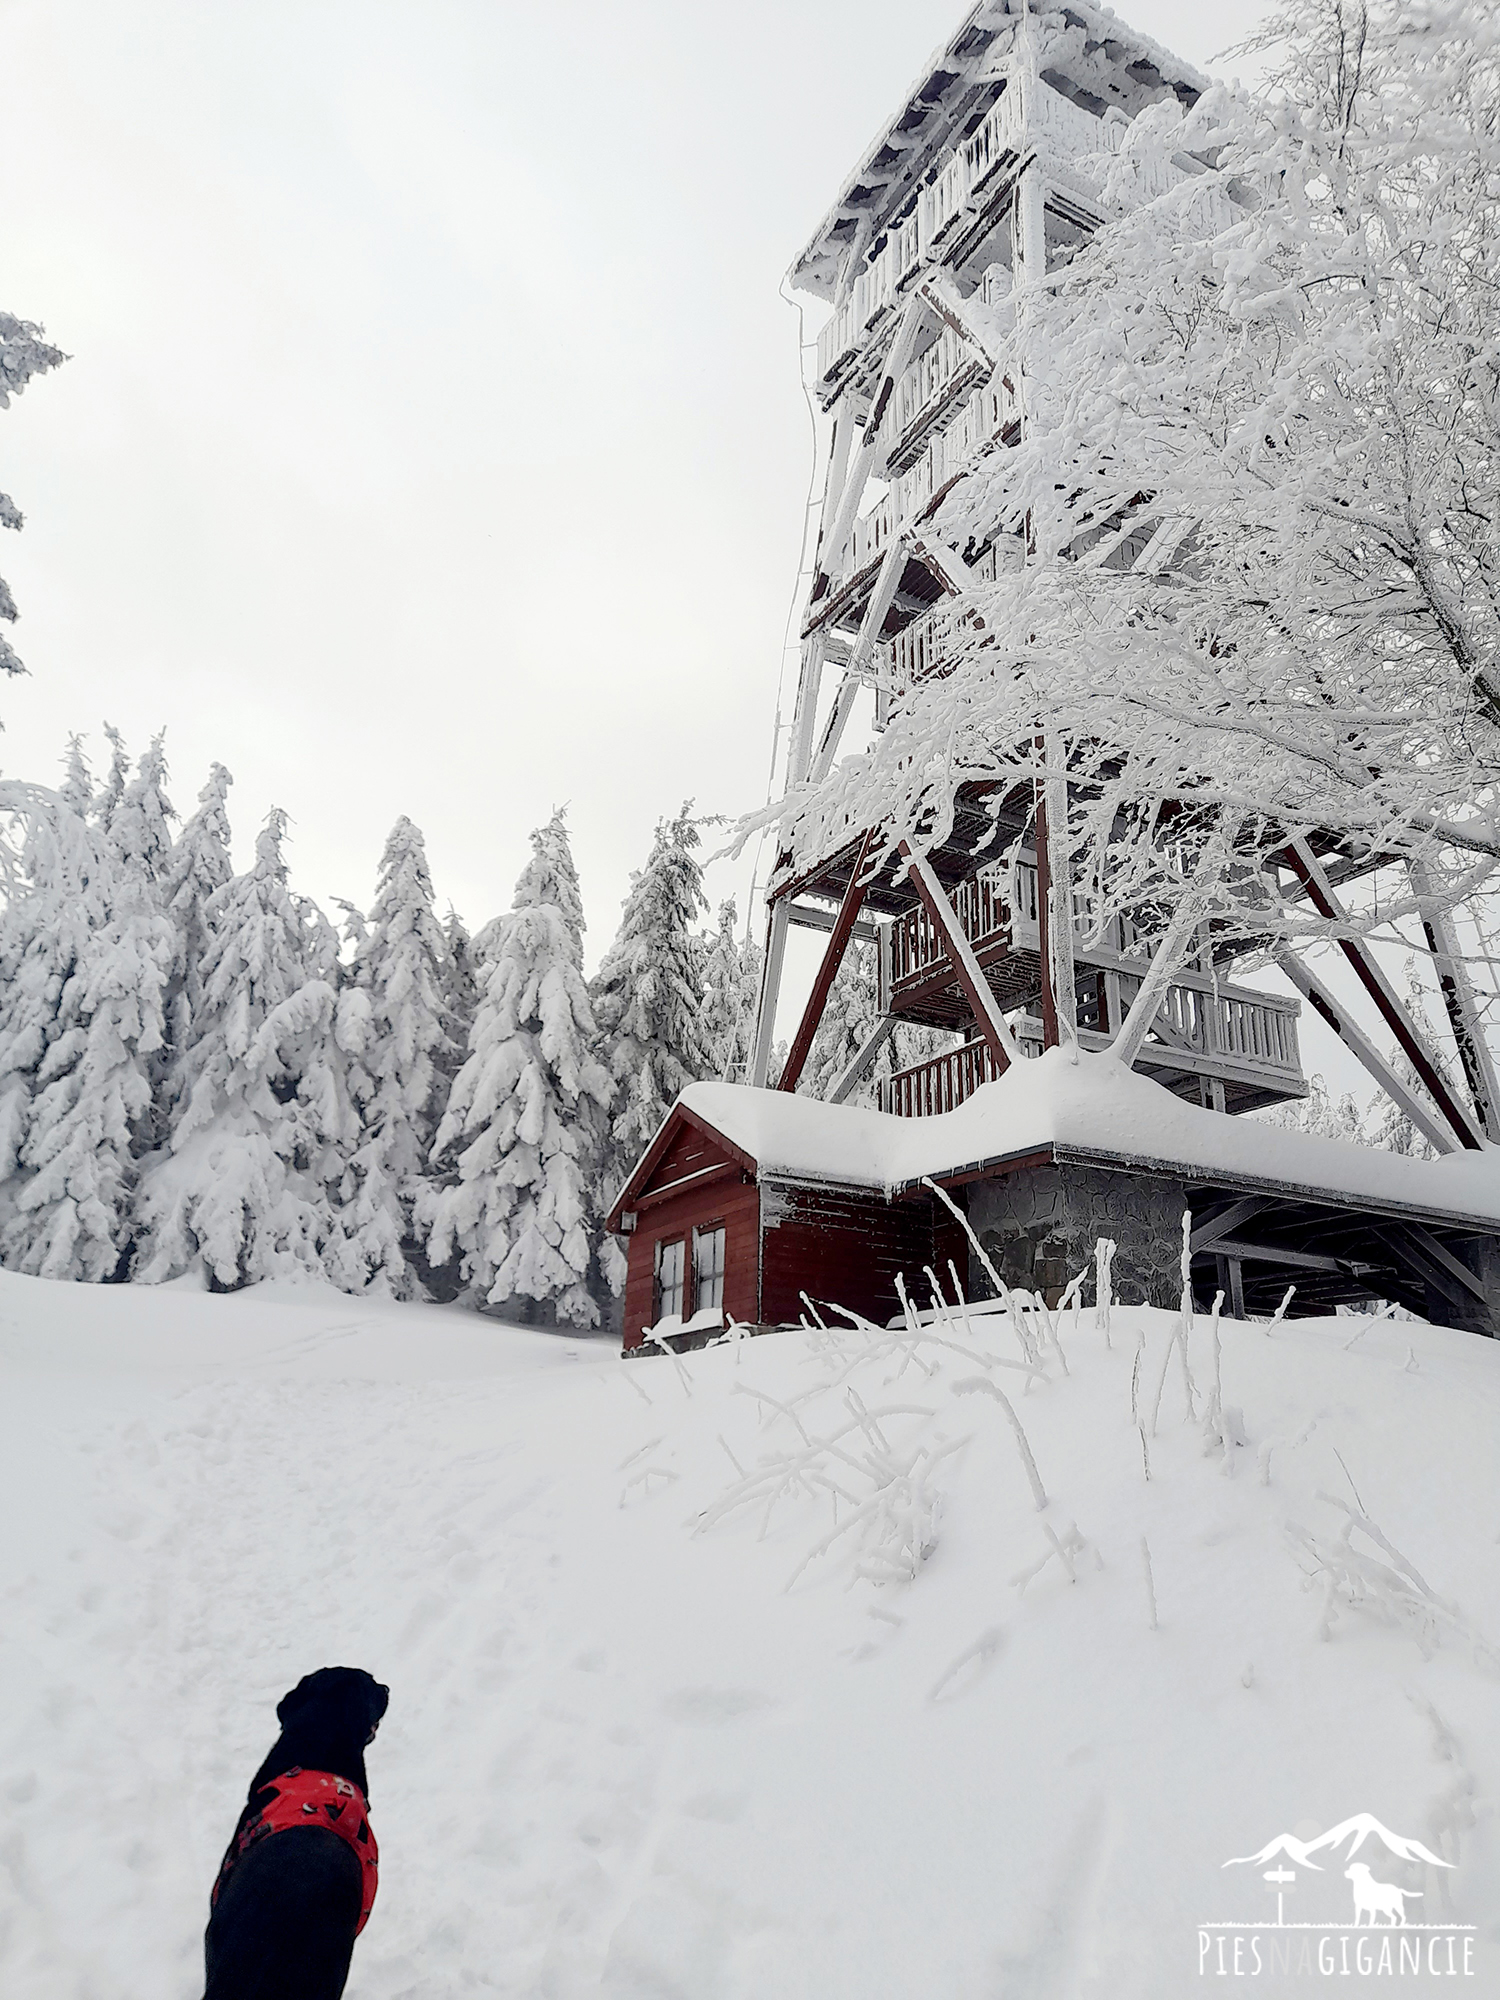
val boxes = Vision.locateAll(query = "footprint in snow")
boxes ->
[661,1688,775,1726]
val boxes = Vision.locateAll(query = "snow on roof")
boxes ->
[679,1050,1500,1228]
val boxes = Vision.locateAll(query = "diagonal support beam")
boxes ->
[1189,1195,1275,1253]
[1285,839,1485,1150]
[1273,951,1460,1156]
[1384,1223,1487,1312]
[829,1014,898,1105]
[778,831,876,1094]
[808,535,908,788]
[1395,1222,1488,1305]
[1110,884,1214,1072]
[899,843,1021,1073]
[819,295,930,584]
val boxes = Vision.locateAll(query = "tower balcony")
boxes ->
[878,855,1304,1116]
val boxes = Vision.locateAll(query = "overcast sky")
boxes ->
[0,0,1323,1149]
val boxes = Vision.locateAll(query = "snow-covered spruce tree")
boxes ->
[591,803,715,1205]
[0,784,171,1280]
[340,817,458,1297]
[133,809,363,1291]
[428,809,613,1325]
[155,762,234,1125]
[761,0,1500,1018]
[438,904,479,1085]
[701,899,748,1080]
[0,313,66,680]
[104,730,175,886]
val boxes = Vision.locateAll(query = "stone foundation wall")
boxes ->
[964,1163,1189,1311]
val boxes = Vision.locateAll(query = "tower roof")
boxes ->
[790,1,1210,301]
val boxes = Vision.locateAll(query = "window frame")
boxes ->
[652,1235,686,1324]
[692,1221,727,1316]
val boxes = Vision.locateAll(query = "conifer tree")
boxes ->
[342,817,457,1296]
[429,809,612,1324]
[701,899,746,1080]
[58,736,93,818]
[157,764,234,1103]
[133,809,360,1290]
[0,311,66,680]
[107,731,175,885]
[591,803,714,1202]
[0,785,171,1280]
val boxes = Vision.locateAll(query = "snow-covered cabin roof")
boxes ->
[613,1051,1500,1234]
[790,1,1210,301]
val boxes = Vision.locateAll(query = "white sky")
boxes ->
[1,0,1274,971]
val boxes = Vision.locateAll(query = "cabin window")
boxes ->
[693,1224,726,1313]
[653,1237,685,1322]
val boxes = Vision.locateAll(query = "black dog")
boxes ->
[204,1667,390,2000]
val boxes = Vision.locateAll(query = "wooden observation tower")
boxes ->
[607,0,1500,1349]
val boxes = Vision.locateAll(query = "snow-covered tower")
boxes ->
[606,2,1500,1350]
[750,2,1314,1119]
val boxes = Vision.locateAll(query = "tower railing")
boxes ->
[813,68,1228,398]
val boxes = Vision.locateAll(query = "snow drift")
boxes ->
[1,1266,1497,1996]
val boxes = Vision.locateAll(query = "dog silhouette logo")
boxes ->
[1344,1862,1422,1927]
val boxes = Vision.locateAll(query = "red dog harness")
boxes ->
[213,1768,379,1935]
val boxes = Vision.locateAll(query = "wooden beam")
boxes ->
[821,295,929,579]
[786,631,829,790]
[1034,768,1059,1050]
[829,1015,898,1105]
[907,528,975,596]
[1383,1224,1485,1312]
[778,831,876,1094]
[1391,1222,1488,1304]
[1189,1195,1274,1253]
[1212,1238,1377,1277]
[749,897,791,1088]
[1284,839,1485,1150]
[1409,857,1500,1140]
[899,842,1022,1072]
[1110,885,1214,1072]
[786,901,880,945]
[1273,951,1461,1157]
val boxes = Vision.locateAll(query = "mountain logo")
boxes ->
[1224,1811,1452,1923]
[1200,1812,1475,1976]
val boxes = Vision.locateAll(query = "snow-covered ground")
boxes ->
[2,1269,1497,1997]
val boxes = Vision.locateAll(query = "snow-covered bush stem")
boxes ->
[1141,1537,1159,1633]
[952,1376,1048,1511]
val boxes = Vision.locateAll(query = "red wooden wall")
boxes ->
[618,1111,975,1349]
[759,1180,941,1331]
[621,1118,759,1349]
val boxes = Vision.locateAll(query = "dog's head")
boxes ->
[277,1667,390,1748]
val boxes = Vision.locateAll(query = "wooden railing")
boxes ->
[845,374,1020,579]
[814,69,1232,397]
[880,1038,1005,1118]
[886,323,993,475]
[888,864,1011,988]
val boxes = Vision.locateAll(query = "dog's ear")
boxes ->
[275,1671,325,1725]
[369,1681,390,1728]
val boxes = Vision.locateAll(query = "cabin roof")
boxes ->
[610,1050,1500,1236]
[789,1,1210,302]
